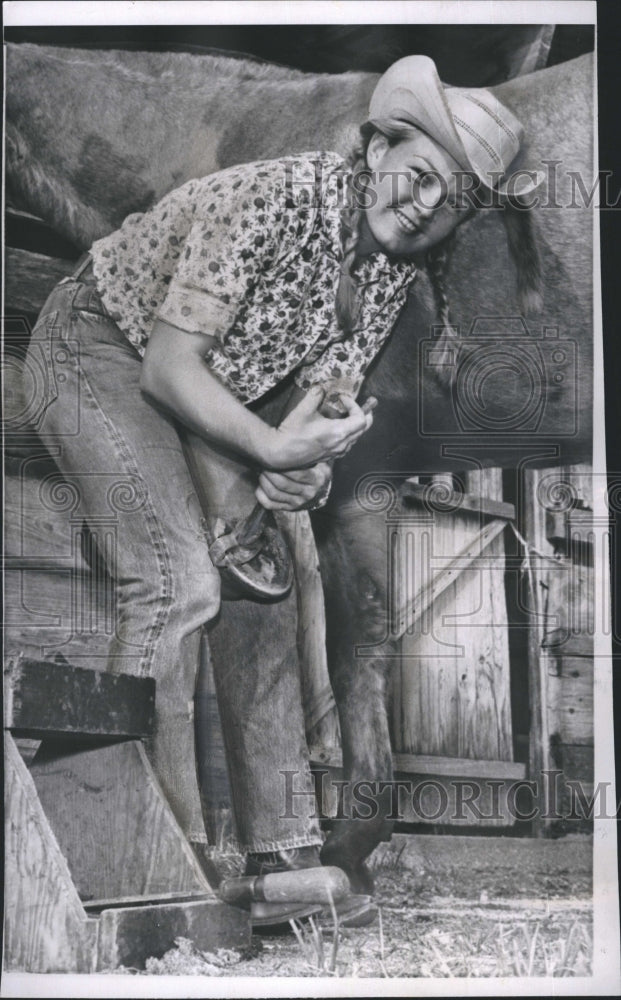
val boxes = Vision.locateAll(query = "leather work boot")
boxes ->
[244,846,323,877]
[244,846,377,930]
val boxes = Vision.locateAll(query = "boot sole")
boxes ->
[317,894,378,929]
[250,900,323,930]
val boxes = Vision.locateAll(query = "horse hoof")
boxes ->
[319,844,375,896]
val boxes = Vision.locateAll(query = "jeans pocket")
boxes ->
[71,284,110,319]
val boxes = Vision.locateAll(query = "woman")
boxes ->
[27,56,541,928]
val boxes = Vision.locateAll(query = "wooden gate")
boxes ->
[305,463,595,831]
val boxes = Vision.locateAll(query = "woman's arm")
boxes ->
[255,387,378,511]
[140,320,373,470]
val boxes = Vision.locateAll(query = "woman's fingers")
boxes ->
[259,469,314,498]
[257,463,333,509]
[337,394,374,434]
[255,484,294,510]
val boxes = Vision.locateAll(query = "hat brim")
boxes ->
[368,55,544,200]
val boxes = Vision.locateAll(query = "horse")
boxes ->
[5,43,594,881]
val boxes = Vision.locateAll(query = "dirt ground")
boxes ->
[139,832,594,979]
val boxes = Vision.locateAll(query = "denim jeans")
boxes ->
[26,273,322,852]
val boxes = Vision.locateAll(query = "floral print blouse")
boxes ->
[90,152,418,404]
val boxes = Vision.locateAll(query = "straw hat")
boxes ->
[369,54,542,199]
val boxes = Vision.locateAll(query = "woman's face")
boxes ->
[361,130,472,256]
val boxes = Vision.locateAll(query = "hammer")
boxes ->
[219,865,351,908]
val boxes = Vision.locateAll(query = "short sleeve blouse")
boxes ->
[90,152,417,404]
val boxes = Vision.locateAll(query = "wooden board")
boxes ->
[30,740,213,902]
[310,747,525,828]
[547,657,594,746]
[401,479,515,520]
[550,742,593,784]
[542,555,594,659]
[4,566,115,666]
[4,656,155,739]
[96,898,250,971]
[4,465,91,572]
[4,458,120,664]
[4,732,98,973]
[5,246,74,315]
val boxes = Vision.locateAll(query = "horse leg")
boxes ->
[315,519,396,893]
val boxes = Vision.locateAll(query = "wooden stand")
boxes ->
[4,658,250,973]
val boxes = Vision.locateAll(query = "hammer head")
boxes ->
[220,866,352,907]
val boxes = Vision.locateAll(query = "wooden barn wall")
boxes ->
[524,463,595,816]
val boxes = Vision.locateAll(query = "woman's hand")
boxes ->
[264,387,374,470]
[255,461,332,511]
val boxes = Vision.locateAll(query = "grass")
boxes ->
[119,856,593,979]
[126,897,592,978]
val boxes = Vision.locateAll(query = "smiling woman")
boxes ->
[334,55,543,385]
[360,131,470,255]
[23,52,542,931]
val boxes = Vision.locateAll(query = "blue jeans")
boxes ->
[26,273,322,852]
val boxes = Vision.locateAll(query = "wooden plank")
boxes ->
[391,470,513,770]
[84,891,212,911]
[372,829,592,880]
[542,555,594,658]
[520,469,561,837]
[546,508,595,552]
[401,480,515,520]
[521,468,553,834]
[310,745,525,780]
[12,737,41,766]
[97,898,250,971]
[5,247,74,315]
[366,515,507,652]
[310,749,525,827]
[4,567,116,667]
[555,657,594,746]
[4,470,91,573]
[391,485,461,757]
[563,463,593,508]
[4,656,155,739]
[458,469,513,762]
[30,740,213,902]
[550,743,593,784]
[3,732,98,972]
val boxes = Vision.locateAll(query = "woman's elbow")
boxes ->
[139,344,180,407]
[139,352,164,400]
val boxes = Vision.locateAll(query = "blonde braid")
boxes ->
[335,150,367,336]
[426,233,460,387]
